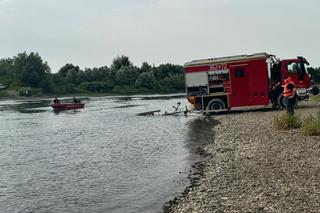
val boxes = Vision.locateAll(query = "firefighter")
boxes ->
[283,76,297,115]
[53,97,61,104]
[73,96,81,103]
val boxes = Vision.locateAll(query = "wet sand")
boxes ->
[164,102,320,212]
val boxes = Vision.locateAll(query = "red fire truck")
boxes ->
[184,53,319,112]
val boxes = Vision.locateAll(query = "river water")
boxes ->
[0,94,215,213]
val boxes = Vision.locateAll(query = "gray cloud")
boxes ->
[0,0,319,72]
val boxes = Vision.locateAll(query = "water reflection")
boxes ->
[140,94,185,100]
[52,109,84,115]
[0,99,51,113]
[184,117,218,155]
[113,104,144,109]
[113,94,185,102]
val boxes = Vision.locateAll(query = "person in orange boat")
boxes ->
[73,96,81,104]
[53,97,61,104]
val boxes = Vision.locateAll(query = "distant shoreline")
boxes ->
[0,90,186,100]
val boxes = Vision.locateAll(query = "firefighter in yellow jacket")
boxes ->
[283,76,297,115]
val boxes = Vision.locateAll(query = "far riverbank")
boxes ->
[0,89,186,100]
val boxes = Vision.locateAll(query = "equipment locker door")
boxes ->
[229,64,250,107]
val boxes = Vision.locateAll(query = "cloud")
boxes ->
[0,0,320,71]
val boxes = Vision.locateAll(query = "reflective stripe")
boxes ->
[283,81,295,97]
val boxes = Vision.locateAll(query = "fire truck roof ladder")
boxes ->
[185,52,268,66]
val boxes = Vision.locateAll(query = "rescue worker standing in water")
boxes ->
[283,76,297,115]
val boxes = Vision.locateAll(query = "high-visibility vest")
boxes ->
[283,81,295,97]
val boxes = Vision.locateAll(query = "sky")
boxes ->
[0,0,319,72]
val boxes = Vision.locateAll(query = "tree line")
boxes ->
[307,67,320,84]
[1,52,320,97]
[0,52,185,96]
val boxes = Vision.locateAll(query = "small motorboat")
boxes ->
[51,102,85,111]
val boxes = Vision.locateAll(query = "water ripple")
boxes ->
[0,96,214,213]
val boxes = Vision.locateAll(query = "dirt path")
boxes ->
[165,103,320,212]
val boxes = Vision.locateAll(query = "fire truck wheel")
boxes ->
[206,99,226,112]
[271,103,278,109]
[312,86,320,95]
[277,93,286,109]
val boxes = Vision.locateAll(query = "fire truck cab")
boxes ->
[184,53,319,112]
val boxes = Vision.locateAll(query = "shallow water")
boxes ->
[0,95,215,213]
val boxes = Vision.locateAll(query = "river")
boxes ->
[0,94,215,213]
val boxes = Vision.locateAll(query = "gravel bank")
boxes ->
[165,103,320,212]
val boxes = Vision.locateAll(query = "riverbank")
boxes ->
[165,102,320,212]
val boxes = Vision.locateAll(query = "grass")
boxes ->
[273,113,302,130]
[0,90,5,98]
[311,95,320,103]
[273,110,320,136]
[301,111,320,136]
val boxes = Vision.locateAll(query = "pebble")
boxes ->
[164,103,320,213]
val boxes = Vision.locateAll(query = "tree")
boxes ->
[13,52,50,87]
[40,74,55,93]
[308,67,320,83]
[162,73,185,90]
[0,52,188,95]
[0,58,14,76]
[80,81,114,93]
[136,72,156,89]
[56,63,83,86]
[83,66,111,82]
[154,63,183,80]
[140,62,152,73]
[0,58,15,85]
[58,63,80,78]
[111,55,132,71]
[115,66,139,85]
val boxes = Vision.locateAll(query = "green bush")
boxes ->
[301,112,320,136]
[79,81,114,93]
[18,87,43,96]
[111,85,150,94]
[0,90,6,97]
[311,95,320,103]
[273,113,302,130]
[64,83,77,93]
[135,72,156,89]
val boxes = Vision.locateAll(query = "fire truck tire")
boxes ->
[277,93,298,109]
[277,93,286,109]
[271,103,278,109]
[206,99,226,112]
[312,86,320,95]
